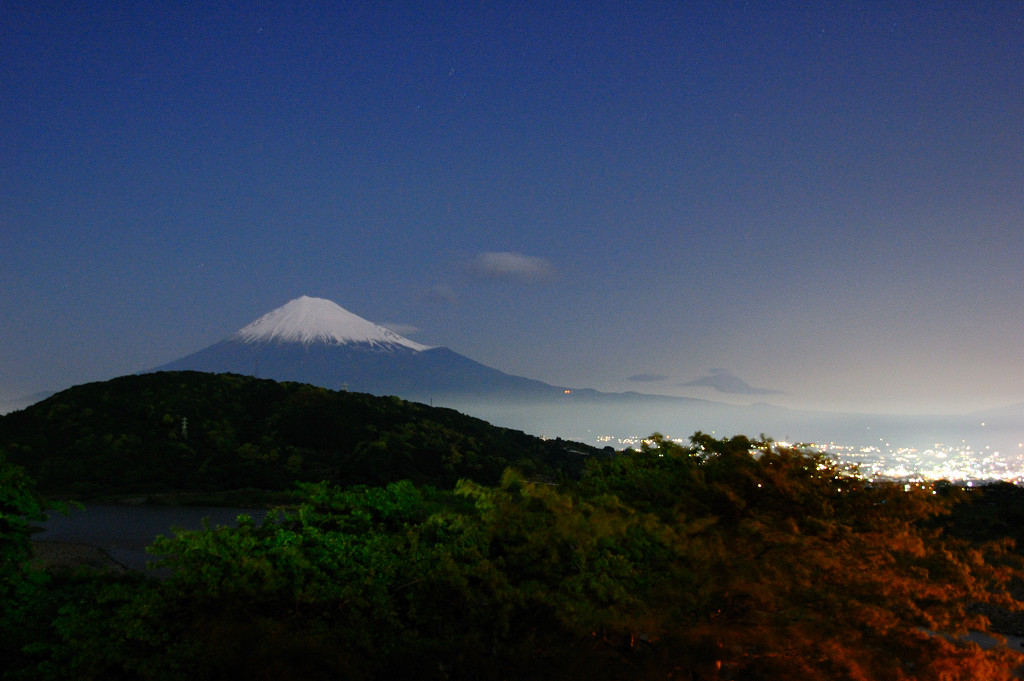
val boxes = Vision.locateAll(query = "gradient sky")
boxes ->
[3,2,1022,415]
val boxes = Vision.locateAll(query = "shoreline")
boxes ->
[31,540,130,574]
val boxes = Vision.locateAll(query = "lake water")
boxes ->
[35,504,272,572]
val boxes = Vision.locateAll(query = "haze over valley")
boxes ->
[143,295,1024,482]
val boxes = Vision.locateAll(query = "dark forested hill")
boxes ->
[0,371,602,499]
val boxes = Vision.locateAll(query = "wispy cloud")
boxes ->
[678,368,781,395]
[468,252,556,284]
[420,283,459,305]
[628,373,668,383]
[379,322,421,337]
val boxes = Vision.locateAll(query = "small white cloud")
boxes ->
[628,373,668,383]
[468,252,556,284]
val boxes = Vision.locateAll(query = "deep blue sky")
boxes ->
[3,2,1022,414]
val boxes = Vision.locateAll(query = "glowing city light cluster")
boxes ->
[820,442,1024,483]
[593,434,1024,484]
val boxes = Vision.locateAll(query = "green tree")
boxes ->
[0,449,44,572]
[44,482,506,680]
[0,448,51,676]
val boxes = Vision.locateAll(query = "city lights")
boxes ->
[593,435,1024,484]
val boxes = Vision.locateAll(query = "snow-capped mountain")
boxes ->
[151,296,564,400]
[234,296,432,350]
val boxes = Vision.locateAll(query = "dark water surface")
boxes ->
[36,504,271,572]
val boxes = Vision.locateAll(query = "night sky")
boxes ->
[3,2,1022,415]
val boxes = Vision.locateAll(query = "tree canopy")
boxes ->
[9,434,1023,680]
[0,372,598,500]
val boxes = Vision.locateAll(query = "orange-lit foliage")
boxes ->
[572,433,1024,680]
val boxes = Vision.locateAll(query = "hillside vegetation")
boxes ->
[0,371,599,500]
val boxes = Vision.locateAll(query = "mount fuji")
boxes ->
[152,296,568,401]
[150,296,764,443]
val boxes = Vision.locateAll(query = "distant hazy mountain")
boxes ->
[0,390,54,415]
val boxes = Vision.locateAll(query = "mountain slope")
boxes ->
[154,339,568,399]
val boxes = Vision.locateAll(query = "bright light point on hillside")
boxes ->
[564,390,571,394]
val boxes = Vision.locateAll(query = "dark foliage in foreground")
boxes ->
[4,435,1024,680]
[0,372,599,499]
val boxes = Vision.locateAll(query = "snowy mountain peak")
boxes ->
[232,296,432,351]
